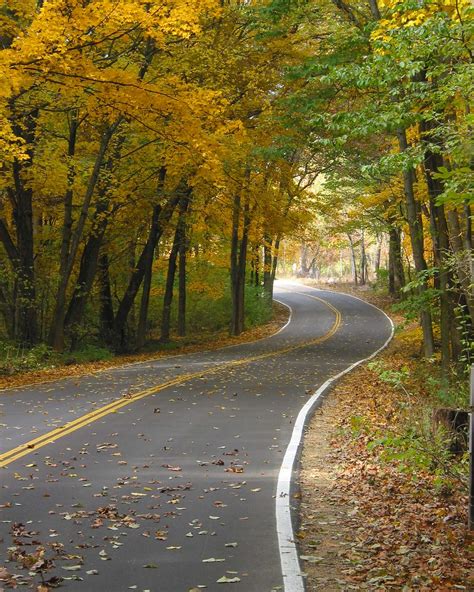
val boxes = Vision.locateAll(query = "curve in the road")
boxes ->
[276,283,394,592]
[0,294,341,469]
[0,283,393,592]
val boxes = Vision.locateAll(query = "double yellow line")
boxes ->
[0,292,341,469]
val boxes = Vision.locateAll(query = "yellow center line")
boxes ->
[0,292,341,469]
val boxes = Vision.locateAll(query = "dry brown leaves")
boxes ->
[300,294,473,591]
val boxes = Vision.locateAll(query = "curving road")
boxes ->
[0,282,392,592]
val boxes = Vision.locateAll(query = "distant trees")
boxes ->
[286,0,473,368]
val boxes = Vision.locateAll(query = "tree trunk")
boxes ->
[136,242,156,350]
[161,193,190,341]
[63,157,118,339]
[269,236,281,300]
[112,176,179,349]
[49,121,118,350]
[420,119,454,369]
[388,225,405,296]
[7,109,39,345]
[396,128,435,356]
[237,200,250,333]
[348,234,358,286]
[230,188,251,336]
[160,225,180,342]
[177,199,189,338]
[447,209,474,320]
[254,247,260,287]
[98,252,114,345]
[230,192,241,336]
[374,235,382,276]
[263,234,272,295]
[47,114,79,350]
[360,231,367,285]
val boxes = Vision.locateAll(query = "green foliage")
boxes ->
[425,375,469,409]
[0,342,59,375]
[64,345,113,365]
[349,414,370,437]
[244,287,273,327]
[392,269,441,322]
[373,268,389,293]
[367,427,468,489]
[0,340,113,375]
[363,347,469,488]
[368,359,410,391]
[454,304,474,369]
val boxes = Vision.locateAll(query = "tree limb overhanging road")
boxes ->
[0,283,393,592]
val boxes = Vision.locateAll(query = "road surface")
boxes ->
[0,282,392,592]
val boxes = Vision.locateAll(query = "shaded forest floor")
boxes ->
[0,302,289,391]
[299,282,473,591]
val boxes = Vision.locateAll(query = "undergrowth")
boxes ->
[356,329,470,491]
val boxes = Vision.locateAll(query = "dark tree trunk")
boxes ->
[237,200,250,333]
[63,191,111,337]
[112,177,179,349]
[98,252,114,344]
[348,234,358,286]
[360,231,367,285]
[262,236,281,300]
[230,192,241,336]
[374,235,382,276]
[388,225,405,296]
[254,248,260,287]
[160,227,180,343]
[230,192,251,336]
[0,267,14,339]
[271,237,281,289]
[48,113,79,350]
[447,208,474,320]
[161,192,190,341]
[177,208,188,337]
[7,108,39,345]
[420,119,454,369]
[136,245,155,350]
[396,128,435,357]
[263,235,272,295]
[49,121,118,350]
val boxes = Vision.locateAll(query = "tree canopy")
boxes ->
[0,0,472,372]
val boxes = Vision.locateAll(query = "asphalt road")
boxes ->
[0,282,392,592]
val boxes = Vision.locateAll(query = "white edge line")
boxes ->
[275,286,395,592]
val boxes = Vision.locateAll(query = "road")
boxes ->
[0,282,392,592]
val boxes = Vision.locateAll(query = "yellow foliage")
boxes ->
[373,0,471,39]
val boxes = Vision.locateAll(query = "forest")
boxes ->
[0,0,472,369]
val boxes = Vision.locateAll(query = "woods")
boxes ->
[0,2,473,590]
[0,0,472,368]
